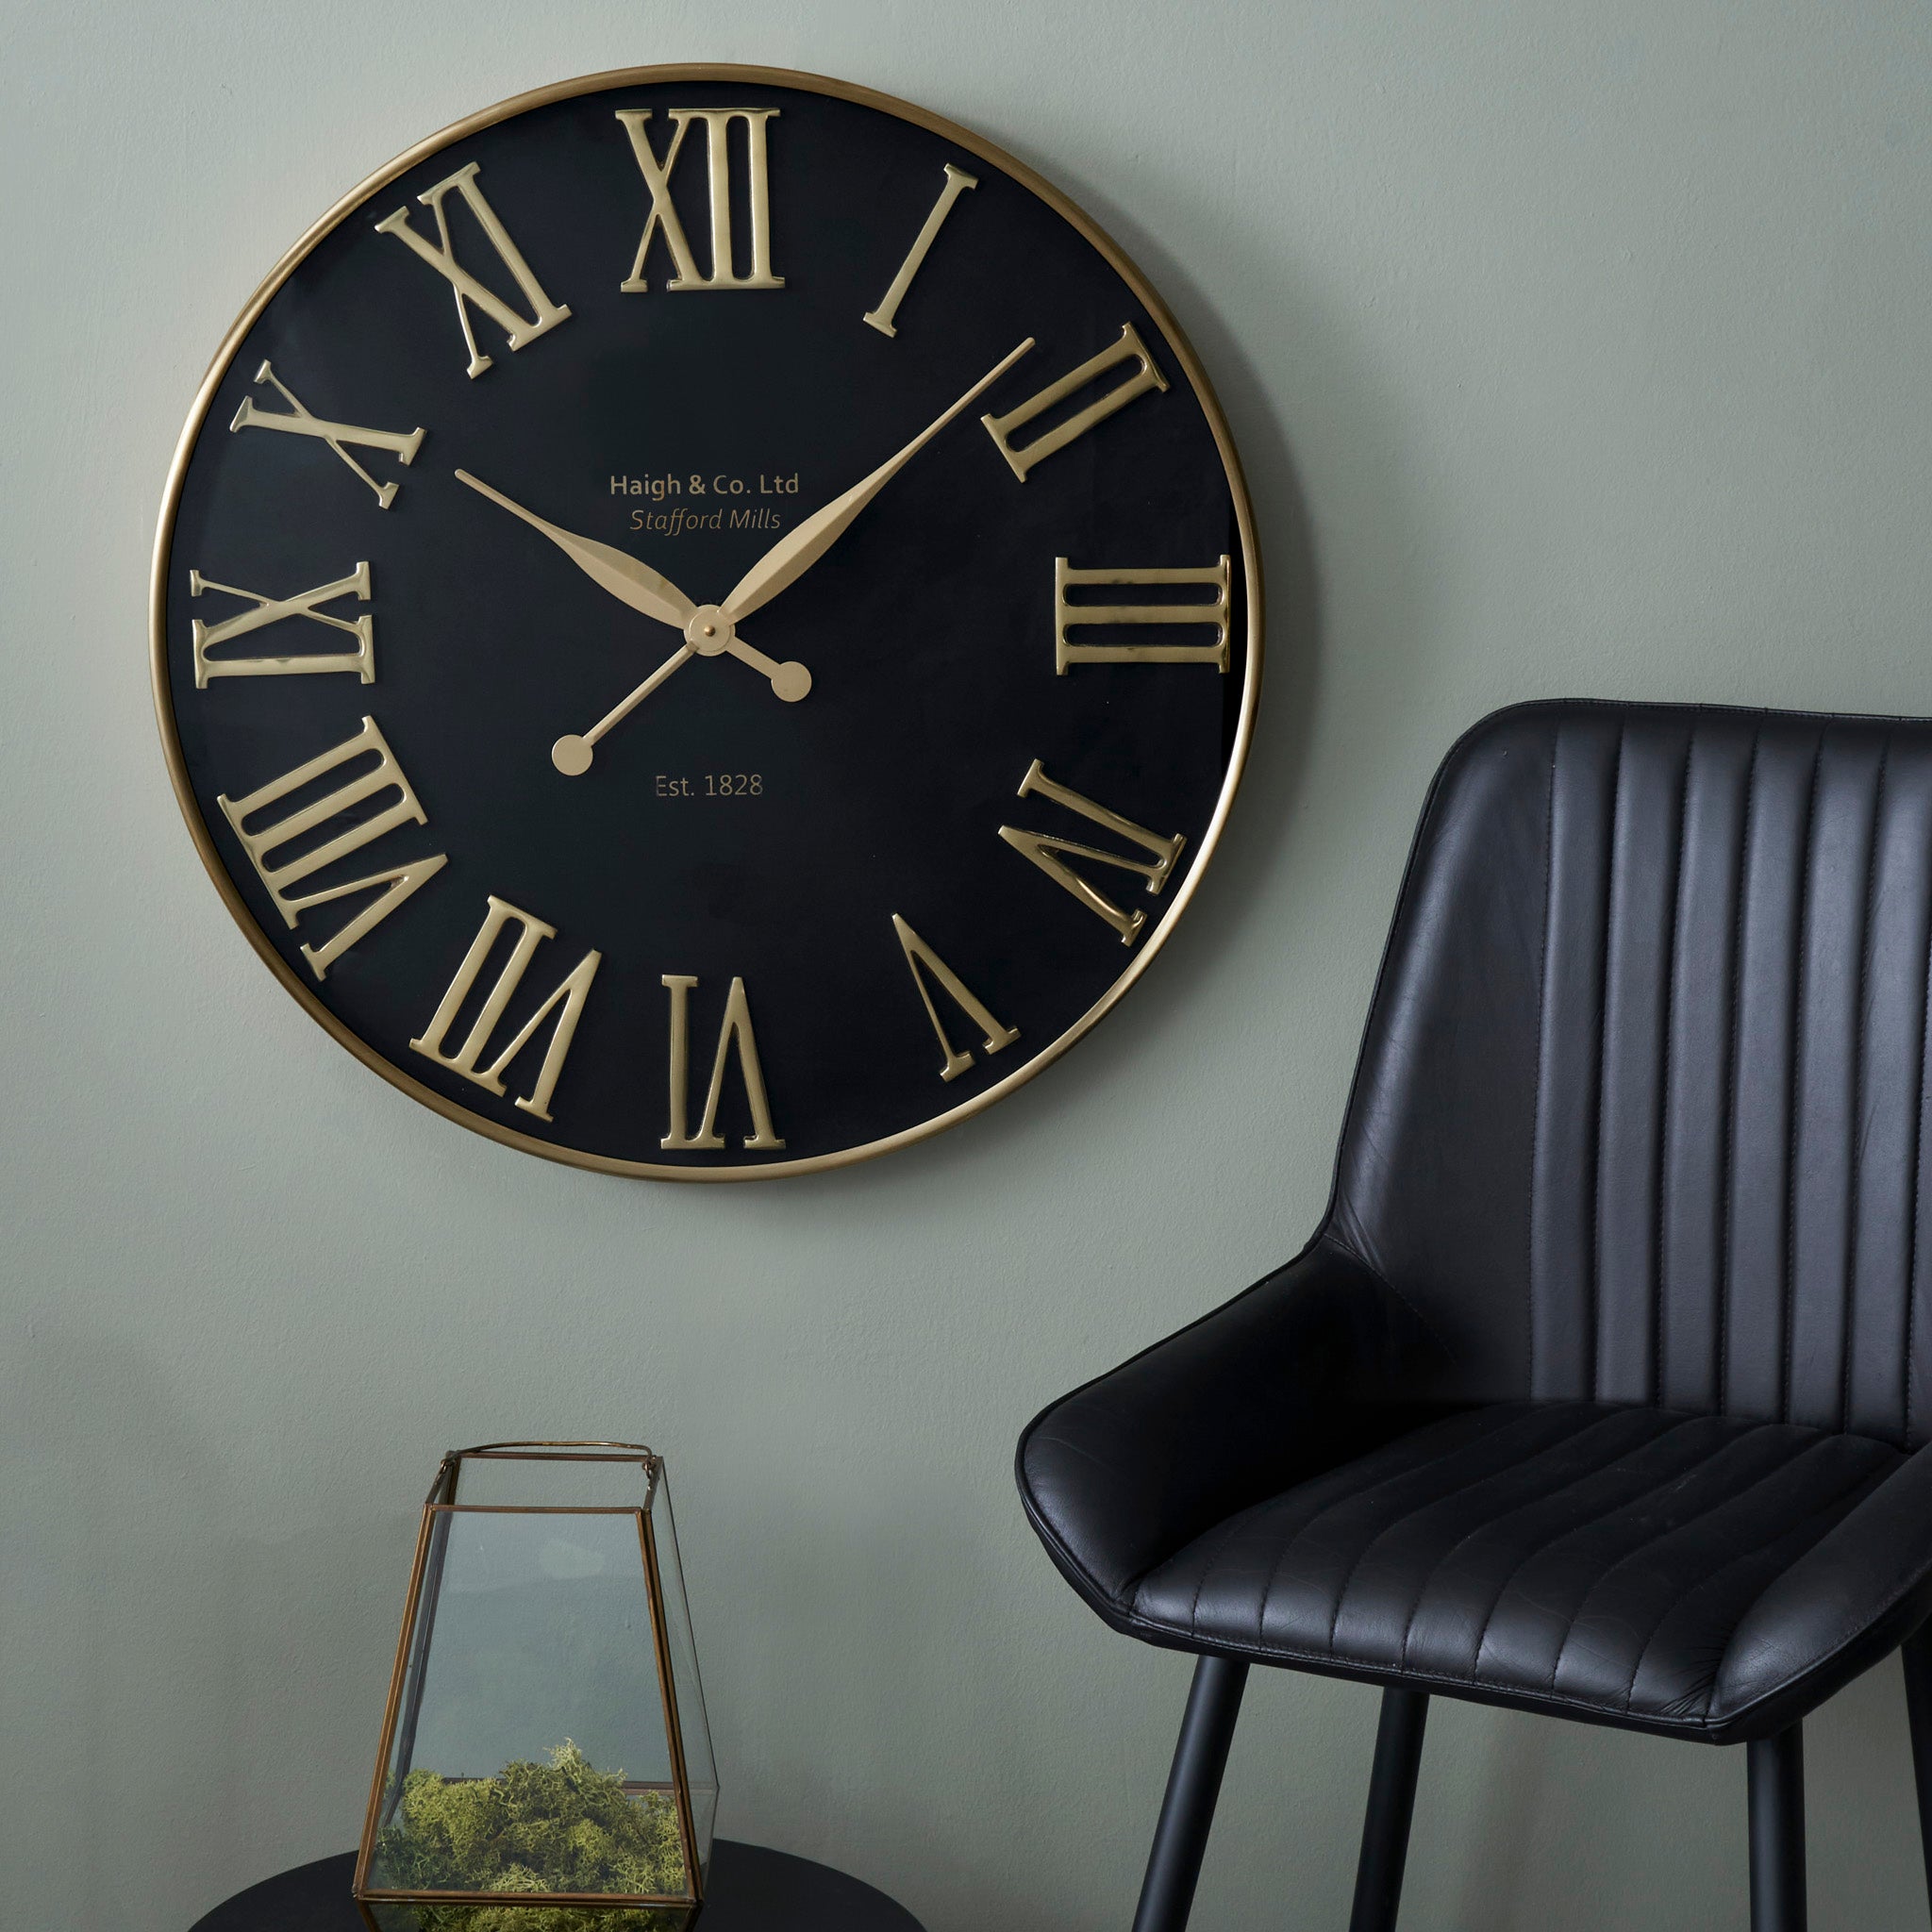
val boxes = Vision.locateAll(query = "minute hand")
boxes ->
[456,469,697,631]
[719,338,1035,625]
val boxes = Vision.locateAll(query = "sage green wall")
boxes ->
[8,3,1932,1927]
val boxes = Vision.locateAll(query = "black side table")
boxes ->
[189,1844,925,1931]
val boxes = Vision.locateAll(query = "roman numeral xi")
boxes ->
[376,162,572,377]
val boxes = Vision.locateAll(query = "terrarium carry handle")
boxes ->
[454,1439,658,1456]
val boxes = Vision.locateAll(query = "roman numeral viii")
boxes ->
[216,718,446,979]
[616,108,783,291]
[999,762,1186,945]
[375,161,572,377]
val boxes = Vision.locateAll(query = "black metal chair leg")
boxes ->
[1903,1623,1932,1922]
[1130,1655,1249,1932]
[1747,1724,1807,1932]
[1349,1688,1430,1932]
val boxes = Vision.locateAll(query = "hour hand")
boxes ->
[455,469,697,631]
[684,606,812,704]
[552,607,811,777]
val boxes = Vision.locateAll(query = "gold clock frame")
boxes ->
[150,63,1264,1182]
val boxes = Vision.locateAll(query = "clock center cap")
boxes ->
[686,605,735,656]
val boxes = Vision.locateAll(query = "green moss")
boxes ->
[370,1740,688,1931]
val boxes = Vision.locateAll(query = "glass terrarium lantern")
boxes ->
[354,1442,716,1932]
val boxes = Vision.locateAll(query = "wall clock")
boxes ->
[152,65,1260,1179]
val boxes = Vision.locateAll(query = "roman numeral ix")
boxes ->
[190,561,374,686]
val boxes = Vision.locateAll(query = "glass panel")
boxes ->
[451,1451,654,1508]
[368,1506,691,1904]
[646,1470,717,1876]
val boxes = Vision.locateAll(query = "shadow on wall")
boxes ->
[936,136,1457,1148]
[1056,167,1328,1020]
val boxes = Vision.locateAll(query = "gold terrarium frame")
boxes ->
[352,1441,708,1927]
[148,62,1263,1183]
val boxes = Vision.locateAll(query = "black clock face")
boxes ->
[155,67,1259,1178]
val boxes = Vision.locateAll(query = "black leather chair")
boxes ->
[1019,700,1932,1932]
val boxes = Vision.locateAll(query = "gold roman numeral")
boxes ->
[616,108,783,292]
[1055,558,1231,672]
[980,324,1168,481]
[891,916,1017,1082]
[228,361,424,508]
[660,975,784,1150]
[410,897,602,1123]
[863,163,977,336]
[998,760,1186,945]
[375,161,572,377]
[190,561,374,686]
[216,717,447,979]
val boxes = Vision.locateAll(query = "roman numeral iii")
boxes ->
[190,561,375,686]
[981,324,1168,480]
[1055,558,1231,672]
[999,761,1186,945]
[410,897,602,1123]
[375,161,572,377]
[891,916,1017,1082]
[616,108,783,291]
[863,162,976,336]
[216,717,447,980]
[229,361,424,508]
[660,975,784,1150]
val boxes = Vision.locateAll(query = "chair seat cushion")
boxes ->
[1130,1401,1928,1740]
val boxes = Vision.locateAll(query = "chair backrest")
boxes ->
[1328,700,1932,1447]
